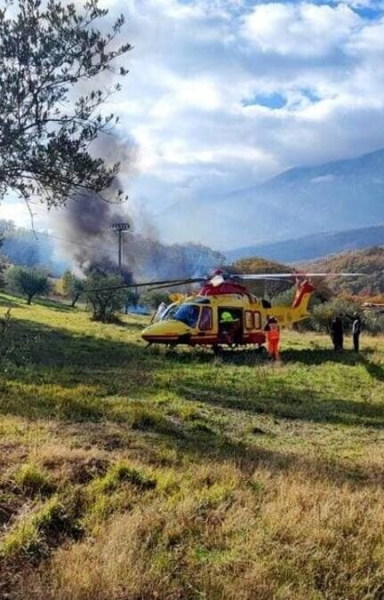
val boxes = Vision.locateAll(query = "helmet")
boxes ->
[221,311,234,323]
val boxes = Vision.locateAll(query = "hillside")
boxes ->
[226,224,384,263]
[1,294,384,598]
[159,147,384,248]
[232,256,294,297]
[301,246,384,296]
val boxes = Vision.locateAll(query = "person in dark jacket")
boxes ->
[352,313,362,353]
[330,316,344,351]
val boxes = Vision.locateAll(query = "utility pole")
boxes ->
[110,222,130,274]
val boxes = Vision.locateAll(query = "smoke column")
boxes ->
[53,136,225,281]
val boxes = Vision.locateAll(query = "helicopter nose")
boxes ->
[142,320,192,344]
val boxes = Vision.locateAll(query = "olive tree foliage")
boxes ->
[62,270,85,307]
[140,289,172,310]
[0,309,13,362]
[310,298,384,335]
[6,265,51,304]
[0,235,7,289]
[84,272,126,322]
[310,298,362,333]
[0,0,132,207]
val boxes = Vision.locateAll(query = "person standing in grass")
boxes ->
[330,315,344,351]
[264,316,281,361]
[352,313,362,353]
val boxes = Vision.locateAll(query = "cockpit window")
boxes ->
[173,304,200,328]
[161,303,178,321]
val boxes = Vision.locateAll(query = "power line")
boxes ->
[5,227,220,274]
[31,229,115,254]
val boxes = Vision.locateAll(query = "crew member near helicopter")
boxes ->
[219,310,240,345]
[264,316,281,361]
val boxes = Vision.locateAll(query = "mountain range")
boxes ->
[159,147,384,250]
[226,224,384,263]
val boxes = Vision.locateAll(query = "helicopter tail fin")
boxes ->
[291,280,315,318]
[264,279,315,327]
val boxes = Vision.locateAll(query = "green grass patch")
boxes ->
[92,462,157,494]
[13,463,54,497]
[0,497,68,559]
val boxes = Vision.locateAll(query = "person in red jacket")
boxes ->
[264,316,281,361]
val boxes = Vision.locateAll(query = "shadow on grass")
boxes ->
[282,346,384,383]
[0,294,75,312]
[0,318,155,421]
[161,343,380,369]
[2,316,384,431]
[0,296,26,309]
[174,376,384,429]
[2,316,384,491]
[5,318,148,368]
[85,415,384,490]
[172,427,384,488]
[34,297,76,313]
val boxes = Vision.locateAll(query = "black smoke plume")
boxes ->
[54,138,225,283]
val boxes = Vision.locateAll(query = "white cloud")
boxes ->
[8,0,384,244]
[242,3,361,57]
[311,174,336,183]
[349,16,384,53]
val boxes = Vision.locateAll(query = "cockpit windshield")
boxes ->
[160,303,178,321]
[173,304,200,328]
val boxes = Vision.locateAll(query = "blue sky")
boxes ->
[3,0,384,245]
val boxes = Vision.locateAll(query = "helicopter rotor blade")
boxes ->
[234,272,364,280]
[87,277,206,294]
[145,280,200,292]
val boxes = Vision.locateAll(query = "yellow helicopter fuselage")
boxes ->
[142,280,314,349]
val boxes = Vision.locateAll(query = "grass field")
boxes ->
[1,292,384,599]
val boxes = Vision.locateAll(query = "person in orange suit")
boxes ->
[264,316,281,361]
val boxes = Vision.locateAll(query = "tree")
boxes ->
[140,289,172,310]
[0,230,7,288]
[0,0,132,207]
[123,288,139,314]
[62,270,85,307]
[84,272,126,322]
[310,298,362,333]
[232,257,293,298]
[6,266,51,304]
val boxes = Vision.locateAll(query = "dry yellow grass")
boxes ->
[18,463,384,600]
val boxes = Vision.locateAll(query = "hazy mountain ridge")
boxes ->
[226,224,384,263]
[160,148,384,249]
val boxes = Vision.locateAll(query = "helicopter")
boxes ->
[140,270,366,351]
[95,269,361,352]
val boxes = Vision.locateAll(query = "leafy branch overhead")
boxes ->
[0,0,132,206]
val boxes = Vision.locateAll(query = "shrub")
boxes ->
[140,289,172,310]
[6,266,51,304]
[84,273,126,322]
[62,271,85,307]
